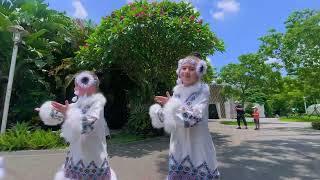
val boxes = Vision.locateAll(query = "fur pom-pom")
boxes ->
[149,104,164,129]
[110,168,118,180]
[54,165,69,180]
[61,108,82,143]
[39,101,64,126]
[196,60,207,77]
[163,98,182,133]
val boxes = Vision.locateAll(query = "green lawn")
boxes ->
[220,120,255,126]
[280,115,320,122]
[108,131,152,144]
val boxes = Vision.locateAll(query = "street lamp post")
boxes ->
[1,25,27,134]
[303,96,307,114]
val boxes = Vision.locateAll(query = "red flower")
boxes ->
[135,11,145,17]
[190,16,195,21]
[198,19,203,24]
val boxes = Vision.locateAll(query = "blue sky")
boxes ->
[45,0,320,71]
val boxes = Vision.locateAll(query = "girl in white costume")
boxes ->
[37,71,116,180]
[149,54,220,180]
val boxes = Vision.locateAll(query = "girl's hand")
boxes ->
[51,100,69,115]
[154,91,171,105]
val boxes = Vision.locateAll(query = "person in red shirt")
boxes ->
[252,106,260,130]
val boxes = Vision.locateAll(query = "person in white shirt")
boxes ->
[37,71,116,180]
[149,54,220,180]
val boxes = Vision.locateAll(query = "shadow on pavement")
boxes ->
[218,138,320,180]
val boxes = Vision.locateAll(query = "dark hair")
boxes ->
[193,52,201,59]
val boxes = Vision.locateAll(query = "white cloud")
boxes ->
[193,7,199,13]
[72,0,88,19]
[266,58,277,64]
[212,0,240,21]
[212,11,225,20]
[265,57,285,67]
[217,0,240,13]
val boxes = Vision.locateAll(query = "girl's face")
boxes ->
[74,84,96,96]
[179,63,199,86]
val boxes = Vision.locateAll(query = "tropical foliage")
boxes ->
[0,0,94,124]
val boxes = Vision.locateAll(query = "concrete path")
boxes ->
[1,118,319,180]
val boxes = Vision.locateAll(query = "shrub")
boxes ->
[127,104,152,134]
[311,121,320,130]
[0,122,66,151]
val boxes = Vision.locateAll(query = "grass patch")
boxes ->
[280,115,320,122]
[109,130,153,144]
[220,121,255,126]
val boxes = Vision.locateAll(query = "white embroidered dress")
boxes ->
[39,93,116,180]
[149,82,219,180]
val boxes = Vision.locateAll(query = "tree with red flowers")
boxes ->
[76,0,224,133]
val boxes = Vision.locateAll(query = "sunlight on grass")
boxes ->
[280,116,320,122]
[109,131,151,144]
[220,121,255,126]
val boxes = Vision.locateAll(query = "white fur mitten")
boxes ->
[39,101,64,126]
[149,104,164,128]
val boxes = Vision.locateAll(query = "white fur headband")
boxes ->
[176,57,207,84]
[75,71,99,89]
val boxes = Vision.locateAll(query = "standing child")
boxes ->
[36,71,116,180]
[149,54,220,179]
[252,106,260,130]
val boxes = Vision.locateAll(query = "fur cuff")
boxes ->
[149,104,164,129]
[61,108,82,143]
[39,101,64,126]
[163,98,182,133]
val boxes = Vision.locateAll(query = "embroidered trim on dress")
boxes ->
[168,154,219,180]
[50,109,64,122]
[64,155,111,179]
[157,108,165,123]
[178,83,204,127]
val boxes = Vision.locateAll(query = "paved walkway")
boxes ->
[1,118,320,180]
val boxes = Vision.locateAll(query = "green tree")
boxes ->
[269,77,305,116]
[76,0,224,132]
[259,9,320,101]
[219,53,282,105]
